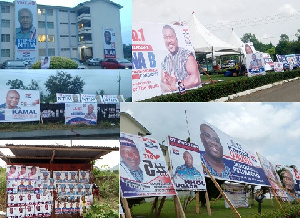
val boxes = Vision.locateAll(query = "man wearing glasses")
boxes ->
[200,123,231,179]
[161,25,201,93]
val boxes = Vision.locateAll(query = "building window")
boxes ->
[60,22,68,25]
[38,8,45,15]
[38,35,55,42]
[48,48,55,56]
[61,48,70,51]
[1,49,10,57]
[39,49,46,56]
[1,34,10,42]
[72,48,78,51]
[71,23,76,25]
[47,22,54,29]
[47,9,53,16]
[1,5,10,13]
[1,19,10,28]
[59,9,67,12]
[60,35,69,38]
[71,35,76,38]
[38,21,45,28]
[70,11,75,13]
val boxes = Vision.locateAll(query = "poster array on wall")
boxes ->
[6,165,92,217]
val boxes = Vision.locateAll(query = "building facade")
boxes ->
[0,0,124,63]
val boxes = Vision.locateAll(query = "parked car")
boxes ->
[71,58,87,69]
[1,60,31,69]
[101,58,132,69]
[86,58,101,66]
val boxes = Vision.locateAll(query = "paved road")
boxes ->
[228,79,300,102]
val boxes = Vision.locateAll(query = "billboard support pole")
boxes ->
[212,193,221,205]
[195,191,200,214]
[120,198,132,218]
[269,187,283,209]
[173,195,180,218]
[151,197,158,214]
[174,194,186,218]
[202,162,241,218]
[156,196,166,217]
[205,191,212,216]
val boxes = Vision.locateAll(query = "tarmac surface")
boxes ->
[0,127,119,139]
[228,79,300,102]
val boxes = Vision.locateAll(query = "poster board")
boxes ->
[65,103,97,125]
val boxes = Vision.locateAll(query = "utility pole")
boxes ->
[117,72,121,95]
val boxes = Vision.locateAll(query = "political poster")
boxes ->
[0,89,40,122]
[223,183,249,208]
[188,119,270,186]
[15,0,38,64]
[120,132,176,198]
[65,103,97,125]
[243,42,256,55]
[132,22,201,101]
[56,93,80,103]
[280,166,300,199]
[274,62,284,72]
[41,56,50,69]
[103,28,116,58]
[276,54,289,68]
[80,94,97,103]
[262,53,274,71]
[256,153,289,201]
[101,95,124,104]
[168,136,206,191]
[285,54,298,68]
[246,52,266,77]
[295,54,300,66]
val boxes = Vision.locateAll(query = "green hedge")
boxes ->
[254,202,300,218]
[142,69,300,102]
[31,56,78,69]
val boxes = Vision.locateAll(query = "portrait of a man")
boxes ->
[84,104,96,120]
[281,169,295,191]
[0,90,21,110]
[200,123,231,179]
[120,137,143,182]
[175,151,202,180]
[161,24,200,93]
[16,8,36,39]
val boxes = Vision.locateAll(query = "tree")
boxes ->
[96,89,106,96]
[6,79,40,90]
[44,71,85,102]
[241,33,258,44]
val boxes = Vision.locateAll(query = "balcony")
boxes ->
[77,13,91,22]
[78,27,92,35]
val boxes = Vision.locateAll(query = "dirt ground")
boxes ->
[228,79,300,102]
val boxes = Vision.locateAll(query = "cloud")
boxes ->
[279,4,297,14]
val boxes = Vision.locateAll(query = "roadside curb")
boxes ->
[209,77,300,102]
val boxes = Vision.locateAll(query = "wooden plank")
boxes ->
[174,195,179,218]
[202,162,241,218]
[212,193,222,205]
[120,198,132,218]
[0,145,117,152]
[151,196,158,214]
[205,191,212,216]
[196,191,200,214]
[174,195,186,218]
[157,196,166,217]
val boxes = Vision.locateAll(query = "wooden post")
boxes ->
[269,189,274,207]
[174,195,186,218]
[212,193,222,205]
[205,191,212,216]
[174,195,179,218]
[196,191,200,214]
[157,196,166,218]
[269,188,282,209]
[202,162,241,218]
[120,198,132,218]
[151,196,158,214]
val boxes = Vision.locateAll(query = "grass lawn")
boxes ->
[200,74,247,84]
[0,121,119,132]
[130,197,283,218]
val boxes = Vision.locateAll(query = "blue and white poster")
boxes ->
[246,52,266,77]
[15,0,38,64]
[168,136,206,191]
[65,103,97,125]
[120,132,176,198]
[188,119,270,186]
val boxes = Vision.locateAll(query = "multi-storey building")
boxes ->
[0,0,124,63]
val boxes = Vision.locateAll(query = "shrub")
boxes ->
[254,202,300,218]
[85,203,119,218]
[31,56,78,69]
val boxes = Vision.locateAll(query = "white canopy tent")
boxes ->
[187,13,239,54]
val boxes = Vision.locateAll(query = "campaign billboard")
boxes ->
[168,136,206,191]
[101,95,124,104]
[243,42,256,55]
[103,28,116,58]
[280,167,300,198]
[262,53,274,71]
[120,132,176,198]
[15,0,38,64]
[41,56,50,69]
[274,62,284,72]
[256,153,289,201]
[188,119,270,186]
[65,103,97,125]
[56,93,80,103]
[132,22,201,101]
[276,54,289,68]
[246,52,266,77]
[223,183,249,208]
[0,89,40,122]
[285,54,298,68]
[80,94,97,103]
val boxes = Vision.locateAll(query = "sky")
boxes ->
[133,0,300,45]
[121,102,300,169]
[0,140,120,168]
[6,0,132,45]
[0,69,132,99]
